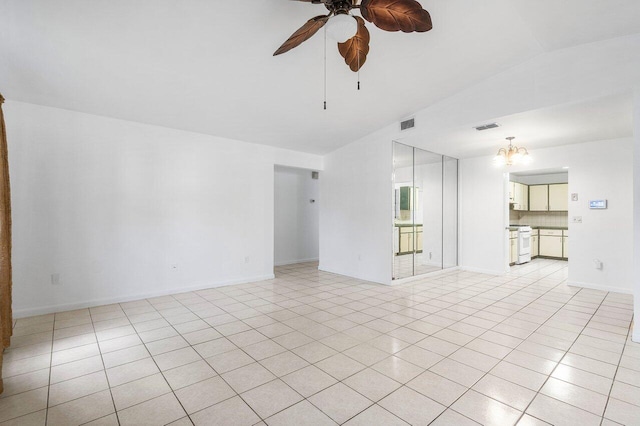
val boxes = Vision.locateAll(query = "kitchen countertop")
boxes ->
[508,226,568,231]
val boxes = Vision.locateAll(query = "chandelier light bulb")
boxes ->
[493,137,530,166]
[326,14,358,43]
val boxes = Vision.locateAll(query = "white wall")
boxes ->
[634,89,640,342]
[274,166,319,266]
[319,128,393,285]
[6,101,323,317]
[460,138,634,294]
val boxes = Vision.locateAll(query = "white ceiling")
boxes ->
[1,0,640,155]
[401,93,634,159]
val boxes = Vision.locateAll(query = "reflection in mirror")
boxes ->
[393,142,458,280]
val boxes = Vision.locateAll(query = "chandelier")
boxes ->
[494,137,531,166]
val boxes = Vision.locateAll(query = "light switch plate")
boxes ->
[571,193,578,201]
[572,216,582,223]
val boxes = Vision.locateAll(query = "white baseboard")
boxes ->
[633,329,640,343]
[391,267,461,285]
[13,273,276,318]
[274,257,319,267]
[567,280,633,295]
[317,265,389,286]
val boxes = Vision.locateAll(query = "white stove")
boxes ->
[515,226,532,264]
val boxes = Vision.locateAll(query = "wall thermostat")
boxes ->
[589,200,607,209]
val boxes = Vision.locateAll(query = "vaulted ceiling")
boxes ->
[2,0,640,154]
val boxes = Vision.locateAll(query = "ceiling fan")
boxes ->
[274,0,433,72]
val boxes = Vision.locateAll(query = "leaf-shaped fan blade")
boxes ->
[360,0,432,33]
[273,15,329,56]
[337,16,370,72]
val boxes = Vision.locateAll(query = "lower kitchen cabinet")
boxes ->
[509,231,517,264]
[539,229,565,258]
[531,233,539,257]
[397,225,423,255]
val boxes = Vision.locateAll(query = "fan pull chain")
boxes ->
[324,26,327,110]
[357,49,361,90]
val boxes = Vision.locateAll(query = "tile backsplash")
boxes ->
[509,210,568,228]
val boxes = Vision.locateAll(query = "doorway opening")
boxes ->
[507,168,569,271]
[274,165,320,269]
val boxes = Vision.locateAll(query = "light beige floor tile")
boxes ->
[83,413,119,426]
[105,357,159,387]
[241,379,303,418]
[182,328,222,345]
[414,336,460,357]
[242,339,286,361]
[48,370,109,407]
[145,335,189,355]
[609,380,640,407]
[369,335,411,354]
[190,395,260,426]
[561,353,618,378]
[51,333,97,352]
[266,400,337,426]
[118,393,186,426]
[94,325,136,342]
[281,365,338,398]
[516,414,552,426]
[551,363,613,395]
[407,370,468,406]
[272,331,314,350]
[615,366,640,387]
[540,377,608,416]
[153,346,201,371]
[308,383,372,424]
[451,390,522,426]
[378,386,446,426]
[0,369,50,398]
[472,374,536,411]
[98,334,142,353]
[111,373,171,410]
[320,333,361,352]
[372,355,425,384]
[193,338,237,358]
[604,397,640,425]
[221,362,276,393]
[343,368,402,402]
[205,348,254,374]
[429,358,484,387]
[292,341,337,363]
[3,354,50,377]
[3,342,51,363]
[102,344,150,369]
[526,394,601,426]
[432,408,483,425]
[343,404,409,426]
[163,360,217,390]
[490,361,548,391]
[46,390,114,426]
[174,376,235,414]
[259,351,309,377]
[0,409,46,426]
[315,353,366,381]
[0,387,48,423]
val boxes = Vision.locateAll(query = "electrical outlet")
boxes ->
[51,273,61,285]
[429,252,432,260]
[571,193,578,201]
[244,256,250,264]
[171,264,177,269]
[571,216,582,223]
[594,260,603,270]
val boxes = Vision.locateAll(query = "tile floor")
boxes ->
[1,259,638,425]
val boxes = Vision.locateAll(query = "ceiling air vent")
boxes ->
[400,118,415,131]
[474,122,500,131]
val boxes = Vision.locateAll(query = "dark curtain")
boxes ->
[0,93,13,394]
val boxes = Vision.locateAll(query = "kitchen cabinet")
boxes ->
[562,229,568,258]
[529,185,549,211]
[509,230,517,264]
[397,225,423,255]
[549,184,568,211]
[539,229,563,258]
[531,230,539,257]
[508,182,515,202]
[511,182,528,211]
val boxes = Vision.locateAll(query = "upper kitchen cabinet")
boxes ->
[549,184,568,211]
[510,182,528,211]
[529,185,549,211]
